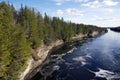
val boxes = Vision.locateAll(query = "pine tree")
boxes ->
[0,2,14,27]
[43,13,55,45]
[37,12,44,41]
[6,27,30,80]
[0,2,106,79]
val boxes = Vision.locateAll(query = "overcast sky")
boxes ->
[1,0,120,27]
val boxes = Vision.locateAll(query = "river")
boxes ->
[31,29,120,80]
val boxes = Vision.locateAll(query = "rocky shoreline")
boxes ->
[20,40,64,80]
[19,30,107,80]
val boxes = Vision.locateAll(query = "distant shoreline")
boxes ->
[110,27,120,32]
[23,30,107,80]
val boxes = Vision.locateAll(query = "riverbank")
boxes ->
[30,29,120,80]
[19,30,107,80]
[20,40,64,80]
[110,27,120,32]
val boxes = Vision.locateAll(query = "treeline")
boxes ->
[0,2,105,80]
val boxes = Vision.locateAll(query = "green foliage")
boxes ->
[0,26,11,78]
[17,6,41,48]
[43,13,56,45]
[0,1,106,80]
[0,2,14,27]
[37,12,44,40]
[6,27,30,80]
[0,2,30,80]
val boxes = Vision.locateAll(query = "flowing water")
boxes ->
[31,29,120,80]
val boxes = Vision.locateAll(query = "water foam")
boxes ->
[73,56,88,66]
[89,68,120,80]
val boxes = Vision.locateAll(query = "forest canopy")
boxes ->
[0,2,105,80]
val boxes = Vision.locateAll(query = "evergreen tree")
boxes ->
[0,2,106,79]
[6,27,30,80]
[37,12,44,42]
[43,13,55,45]
[0,2,14,27]
[0,25,12,79]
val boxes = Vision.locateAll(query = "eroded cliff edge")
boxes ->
[20,30,107,80]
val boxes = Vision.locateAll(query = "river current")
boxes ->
[31,29,120,80]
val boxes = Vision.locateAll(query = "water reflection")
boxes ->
[32,29,120,80]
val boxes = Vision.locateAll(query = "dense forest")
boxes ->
[0,2,106,80]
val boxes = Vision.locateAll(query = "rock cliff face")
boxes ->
[20,40,64,80]
[72,34,85,41]
[20,30,106,80]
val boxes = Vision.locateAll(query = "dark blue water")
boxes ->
[32,29,120,80]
